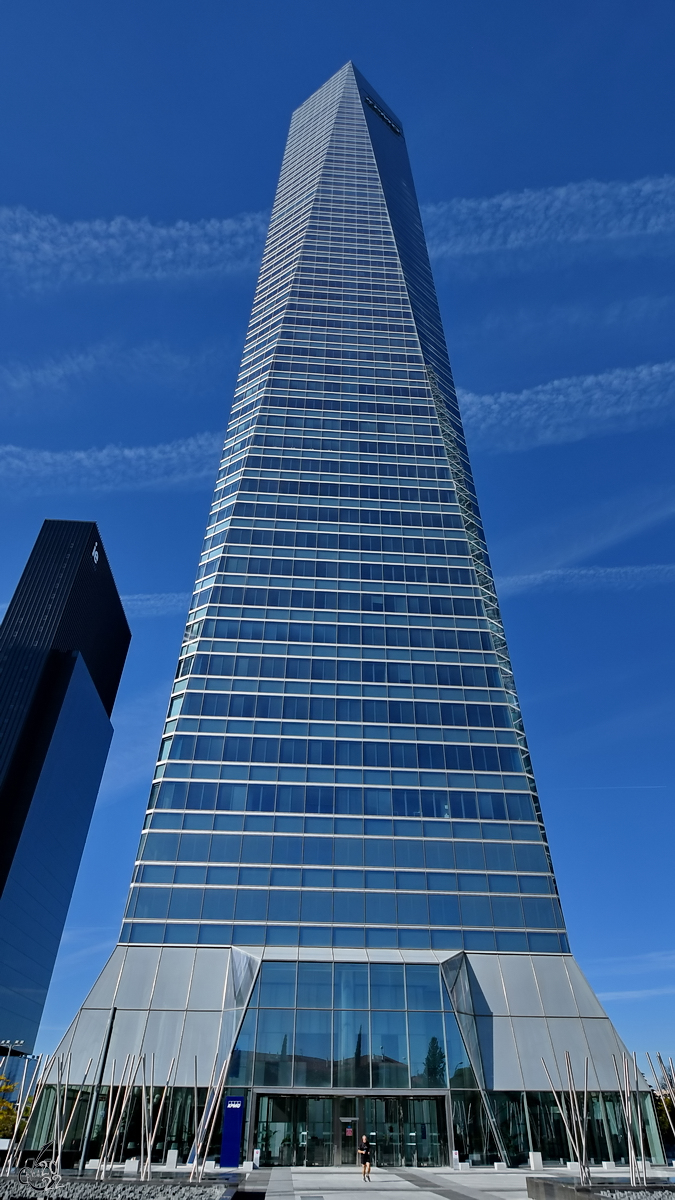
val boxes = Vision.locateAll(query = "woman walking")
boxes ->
[358,1134,372,1181]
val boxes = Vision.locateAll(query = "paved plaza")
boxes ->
[248,1164,675,1200]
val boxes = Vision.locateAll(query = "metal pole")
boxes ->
[191,1051,219,1181]
[146,1057,176,1176]
[192,1057,199,1170]
[197,1059,229,1181]
[61,1059,93,1153]
[578,1060,583,1180]
[96,1058,116,1181]
[105,1055,138,1174]
[542,1057,581,1167]
[53,1058,62,1182]
[614,1053,638,1186]
[60,1053,72,1155]
[139,1057,147,1181]
[565,1052,590,1185]
[15,1058,30,1133]
[633,1053,647,1184]
[655,1053,675,1121]
[144,1054,155,1180]
[2,1053,52,1176]
[78,1006,116,1174]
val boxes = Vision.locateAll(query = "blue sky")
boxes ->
[1,0,674,1060]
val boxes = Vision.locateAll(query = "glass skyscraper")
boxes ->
[50,64,663,1170]
[0,519,130,1052]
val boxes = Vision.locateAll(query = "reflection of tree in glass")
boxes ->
[281,1034,288,1058]
[354,1027,362,1071]
[424,1037,446,1086]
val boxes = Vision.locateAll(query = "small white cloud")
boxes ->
[459,360,675,453]
[497,563,675,598]
[0,206,268,292]
[0,430,223,495]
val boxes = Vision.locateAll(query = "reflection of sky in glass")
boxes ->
[228,962,474,1091]
[371,1010,408,1087]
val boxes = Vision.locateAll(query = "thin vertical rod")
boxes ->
[633,1052,647,1184]
[2,1053,52,1176]
[541,1057,580,1165]
[190,1050,219,1180]
[62,1058,93,1150]
[105,1055,138,1175]
[192,1057,199,1169]
[146,1057,176,1176]
[197,1059,230,1181]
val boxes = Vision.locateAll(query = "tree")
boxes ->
[423,1037,447,1087]
[0,1076,17,1138]
[654,1094,675,1155]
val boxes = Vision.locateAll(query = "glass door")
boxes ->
[305,1098,333,1166]
[338,1097,359,1165]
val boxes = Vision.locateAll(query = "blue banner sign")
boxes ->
[220,1095,245,1167]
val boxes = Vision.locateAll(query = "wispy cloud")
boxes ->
[1,591,191,622]
[589,950,675,978]
[459,360,675,453]
[597,986,675,1002]
[588,950,675,1003]
[2,173,672,293]
[452,293,675,351]
[0,206,267,292]
[121,592,190,618]
[489,480,675,582]
[0,430,223,495]
[498,563,675,598]
[423,174,675,266]
[0,341,227,414]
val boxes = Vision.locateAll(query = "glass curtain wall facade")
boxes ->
[131,63,561,961]
[46,64,664,1170]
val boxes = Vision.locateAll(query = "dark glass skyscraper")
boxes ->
[52,65,662,1169]
[0,520,130,1051]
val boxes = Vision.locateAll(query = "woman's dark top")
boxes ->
[359,1140,371,1163]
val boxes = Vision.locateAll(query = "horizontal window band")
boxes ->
[217,532,469,557]
[199,557,476,587]
[140,816,548,867]
[215,504,463,531]
[118,922,569,954]
[187,634,489,657]
[145,809,540,836]
[217,455,452,483]
[133,880,552,896]
[190,591,477,622]
[162,735,521,772]
[229,398,437,420]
